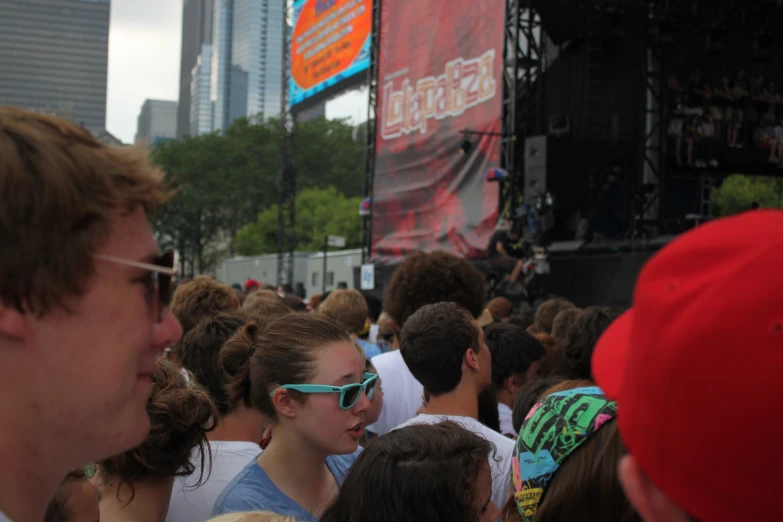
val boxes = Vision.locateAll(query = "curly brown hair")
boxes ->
[384,251,485,327]
[171,276,241,335]
[98,358,217,502]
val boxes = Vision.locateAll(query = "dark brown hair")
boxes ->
[511,376,568,434]
[98,358,217,502]
[557,307,621,380]
[484,323,545,388]
[551,307,581,346]
[400,302,479,396]
[181,311,248,415]
[533,299,576,335]
[321,421,494,522]
[319,289,369,334]
[0,105,171,315]
[503,381,640,522]
[384,251,485,328]
[241,290,292,322]
[220,313,352,419]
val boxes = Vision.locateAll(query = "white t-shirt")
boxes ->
[394,414,515,512]
[367,350,423,435]
[166,440,262,522]
[498,403,517,438]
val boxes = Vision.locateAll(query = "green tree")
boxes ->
[235,187,363,256]
[151,115,365,275]
[712,175,783,216]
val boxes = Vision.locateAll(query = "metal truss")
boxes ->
[361,0,382,264]
[501,0,545,218]
[277,1,297,286]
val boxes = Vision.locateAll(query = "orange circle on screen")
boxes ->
[291,0,372,90]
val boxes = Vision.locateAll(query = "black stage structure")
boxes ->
[357,0,783,306]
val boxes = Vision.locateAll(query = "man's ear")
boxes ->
[270,389,298,420]
[618,454,690,522]
[0,300,27,341]
[465,347,480,372]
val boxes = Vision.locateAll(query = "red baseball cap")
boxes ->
[592,209,783,522]
[244,279,260,291]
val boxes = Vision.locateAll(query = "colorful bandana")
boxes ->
[512,386,617,521]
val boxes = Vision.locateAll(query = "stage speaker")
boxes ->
[524,135,590,241]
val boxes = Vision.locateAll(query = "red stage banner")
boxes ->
[372,0,505,262]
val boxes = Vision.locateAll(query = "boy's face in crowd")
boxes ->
[13,206,182,464]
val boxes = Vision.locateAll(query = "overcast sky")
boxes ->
[107,0,366,143]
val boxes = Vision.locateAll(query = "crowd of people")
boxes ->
[668,67,783,168]
[2,104,782,522]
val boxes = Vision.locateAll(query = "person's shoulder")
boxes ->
[371,349,403,367]
[211,458,267,513]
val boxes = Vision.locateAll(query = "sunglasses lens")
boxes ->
[342,385,360,409]
[365,377,377,401]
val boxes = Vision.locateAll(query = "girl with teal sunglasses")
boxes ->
[212,314,371,521]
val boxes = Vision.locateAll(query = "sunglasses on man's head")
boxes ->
[93,250,176,322]
[271,372,379,410]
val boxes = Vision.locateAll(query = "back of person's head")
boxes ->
[0,106,170,316]
[558,307,620,380]
[504,385,638,522]
[171,276,241,335]
[384,251,485,327]
[44,468,99,522]
[321,421,499,522]
[241,290,292,322]
[318,289,368,335]
[233,288,247,306]
[532,298,576,335]
[220,314,352,420]
[362,293,383,323]
[484,324,545,389]
[98,358,217,502]
[281,293,308,312]
[400,302,485,396]
[181,311,247,415]
[207,512,296,522]
[551,307,582,348]
[511,376,568,434]
[487,297,514,322]
[507,312,534,331]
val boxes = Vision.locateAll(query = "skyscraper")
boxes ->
[0,0,110,134]
[136,100,178,144]
[212,0,283,132]
[190,44,213,136]
[177,0,214,138]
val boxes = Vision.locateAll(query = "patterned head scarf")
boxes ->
[512,386,617,521]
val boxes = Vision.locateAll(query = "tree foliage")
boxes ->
[151,116,364,275]
[712,175,783,216]
[235,187,363,255]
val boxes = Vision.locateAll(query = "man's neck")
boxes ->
[0,401,75,522]
[496,388,514,409]
[99,475,173,522]
[422,383,480,420]
[208,407,265,445]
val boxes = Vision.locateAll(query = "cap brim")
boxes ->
[591,309,633,400]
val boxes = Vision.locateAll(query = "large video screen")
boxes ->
[290,0,372,110]
[371,0,505,262]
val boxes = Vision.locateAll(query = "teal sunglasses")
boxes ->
[270,372,379,410]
